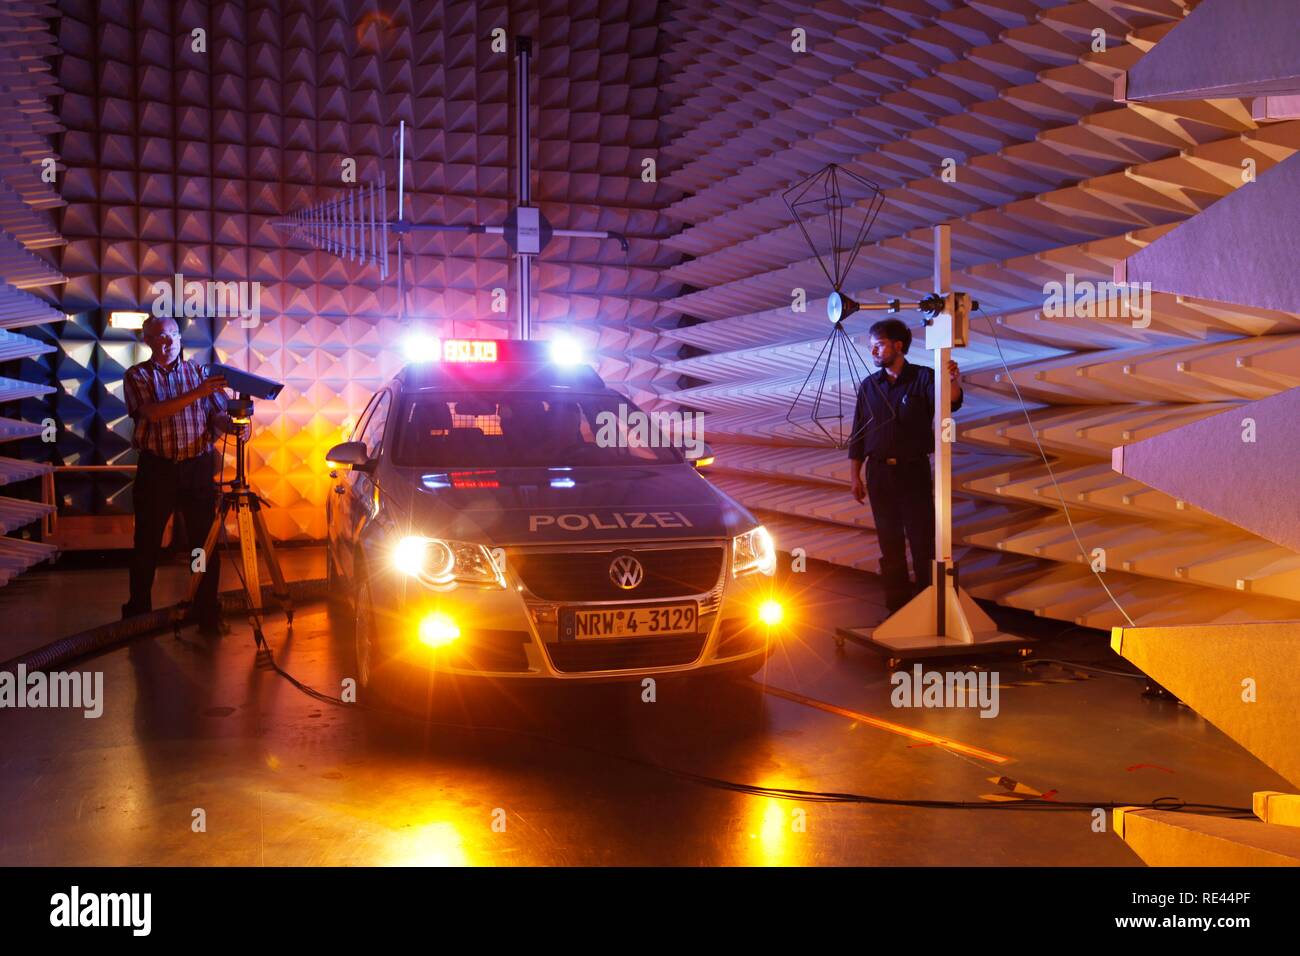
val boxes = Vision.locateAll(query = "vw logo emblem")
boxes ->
[609,553,644,590]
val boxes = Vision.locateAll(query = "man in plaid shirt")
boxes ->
[122,316,244,635]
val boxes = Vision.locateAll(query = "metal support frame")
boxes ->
[273,35,630,342]
[836,225,1026,662]
[515,36,533,340]
[395,120,406,320]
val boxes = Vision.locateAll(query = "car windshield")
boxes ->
[393,391,690,468]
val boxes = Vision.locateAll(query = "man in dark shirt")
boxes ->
[122,316,243,635]
[848,318,962,612]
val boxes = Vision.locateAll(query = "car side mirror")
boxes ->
[687,441,715,468]
[326,441,373,471]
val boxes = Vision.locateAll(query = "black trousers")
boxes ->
[124,449,221,622]
[866,456,934,611]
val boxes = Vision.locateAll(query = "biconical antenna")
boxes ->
[781,164,888,448]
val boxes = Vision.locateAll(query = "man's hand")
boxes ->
[136,374,227,423]
[851,469,866,504]
[192,374,228,400]
[215,412,250,441]
[947,359,960,384]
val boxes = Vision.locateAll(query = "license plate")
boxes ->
[563,603,697,640]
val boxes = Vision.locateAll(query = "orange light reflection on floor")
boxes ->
[760,684,1011,765]
[744,797,798,866]
[385,818,471,867]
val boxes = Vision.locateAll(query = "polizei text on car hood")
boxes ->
[404,464,756,545]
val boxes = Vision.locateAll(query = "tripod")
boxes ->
[175,396,293,645]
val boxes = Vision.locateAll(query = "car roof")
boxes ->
[392,361,608,394]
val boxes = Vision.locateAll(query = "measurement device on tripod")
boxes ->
[174,365,293,647]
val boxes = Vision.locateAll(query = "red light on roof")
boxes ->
[443,339,498,363]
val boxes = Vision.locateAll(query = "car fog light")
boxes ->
[758,600,784,627]
[418,612,461,648]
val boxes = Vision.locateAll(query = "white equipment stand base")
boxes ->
[836,579,1028,663]
[833,225,1033,666]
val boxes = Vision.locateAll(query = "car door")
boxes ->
[330,393,378,577]
[342,389,392,577]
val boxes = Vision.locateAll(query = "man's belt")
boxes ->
[138,447,214,465]
[871,455,927,465]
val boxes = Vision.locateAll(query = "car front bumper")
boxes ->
[371,541,782,681]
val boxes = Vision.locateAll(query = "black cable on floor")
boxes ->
[1023,658,1147,680]
[250,632,1252,818]
[214,523,343,708]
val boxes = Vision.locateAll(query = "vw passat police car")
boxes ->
[325,337,784,697]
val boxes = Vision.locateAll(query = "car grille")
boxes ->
[512,546,725,601]
[545,634,707,673]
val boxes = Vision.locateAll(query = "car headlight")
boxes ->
[732,525,776,577]
[394,535,505,589]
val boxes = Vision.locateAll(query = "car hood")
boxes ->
[401,464,755,546]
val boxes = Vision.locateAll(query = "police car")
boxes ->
[325,337,783,697]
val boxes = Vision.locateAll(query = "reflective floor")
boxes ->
[1,554,1287,865]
